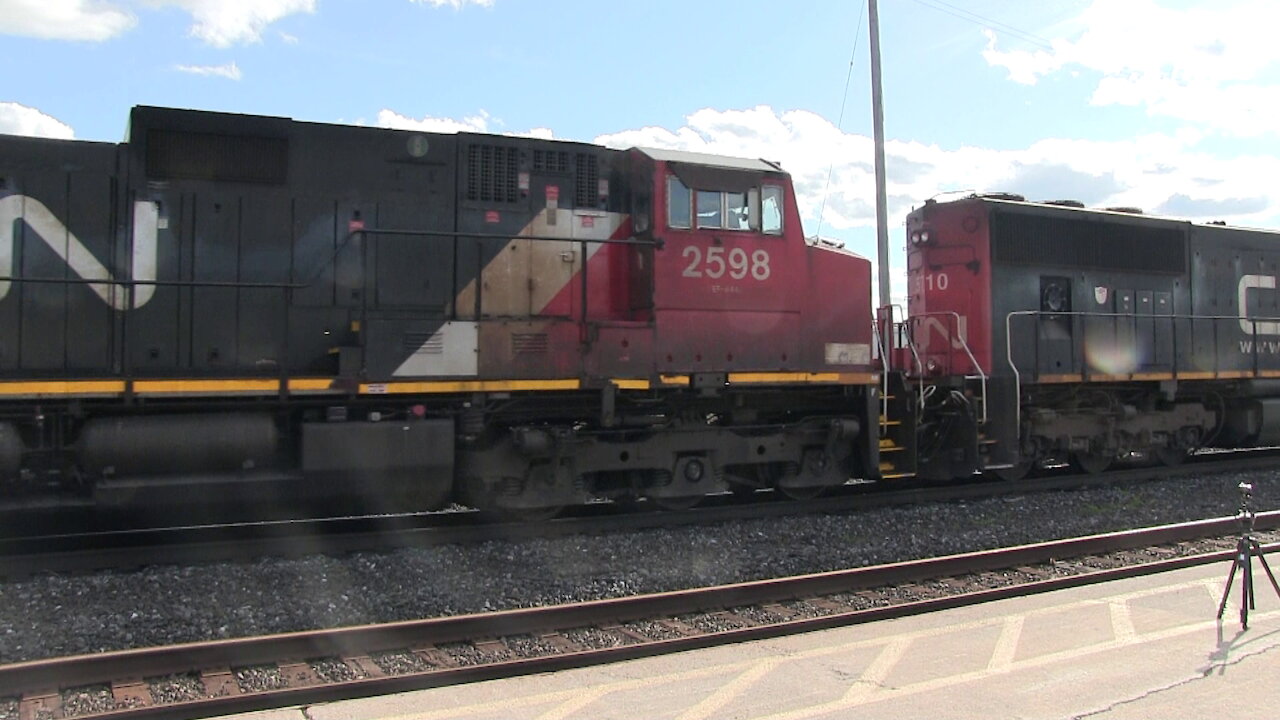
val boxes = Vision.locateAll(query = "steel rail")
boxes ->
[1,512,1276,719]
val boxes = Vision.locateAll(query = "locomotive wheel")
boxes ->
[1154,446,1189,467]
[992,460,1033,482]
[1070,451,1112,475]
[458,474,565,522]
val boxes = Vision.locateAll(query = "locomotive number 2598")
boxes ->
[681,246,772,281]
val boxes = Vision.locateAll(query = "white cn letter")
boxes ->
[1238,274,1280,335]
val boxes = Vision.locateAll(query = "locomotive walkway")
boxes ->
[218,561,1280,720]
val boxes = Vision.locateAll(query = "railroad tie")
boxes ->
[276,661,322,688]
[761,603,801,621]
[110,678,152,708]
[411,645,459,668]
[199,667,242,697]
[18,689,60,720]
[804,597,848,614]
[538,632,588,653]
[471,638,506,655]
[343,656,386,679]
[599,624,651,644]
[656,618,702,637]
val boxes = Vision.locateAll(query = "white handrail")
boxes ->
[912,310,987,424]
[870,315,890,435]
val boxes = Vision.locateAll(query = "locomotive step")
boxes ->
[878,438,904,452]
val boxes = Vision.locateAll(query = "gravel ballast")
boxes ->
[0,469,1276,664]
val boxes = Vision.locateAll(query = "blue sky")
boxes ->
[3,0,1280,301]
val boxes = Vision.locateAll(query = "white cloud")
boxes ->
[0,0,135,41]
[278,30,298,44]
[378,109,493,134]
[147,0,315,47]
[410,0,494,8]
[982,0,1280,136]
[377,109,553,139]
[174,61,242,80]
[0,102,75,139]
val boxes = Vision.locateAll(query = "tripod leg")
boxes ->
[1247,553,1256,610]
[1242,553,1252,630]
[1251,542,1280,599]
[1218,557,1241,619]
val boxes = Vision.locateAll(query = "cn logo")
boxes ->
[916,314,970,349]
[1238,275,1280,335]
[0,194,158,310]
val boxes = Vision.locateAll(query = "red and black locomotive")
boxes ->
[896,193,1280,482]
[5,104,1280,522]
[0,106,876,519]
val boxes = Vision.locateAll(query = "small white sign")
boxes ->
[825,342,870,365]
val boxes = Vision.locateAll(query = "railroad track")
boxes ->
[4,511,1277,720]
[2,447,1278,578]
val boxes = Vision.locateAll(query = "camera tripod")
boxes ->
[1217,482,1280,631]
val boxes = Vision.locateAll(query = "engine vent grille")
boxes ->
[533,149,568,173]
[403,333,444,354]
[575,153,600,208]
[991,211,1187,274]
[146,129,288,184]
[466,144,519,203]
[511,333,548,355]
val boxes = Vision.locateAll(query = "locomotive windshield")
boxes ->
[666,174,783,234]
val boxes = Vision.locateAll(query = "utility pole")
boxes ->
[868,0,891,311]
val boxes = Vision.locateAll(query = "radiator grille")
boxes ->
[511,333,548,355]
[533,149,568,173]
[575,153,600,208]
[991,211,1187,274]
[466,144,519,203]
[146,129,288,184]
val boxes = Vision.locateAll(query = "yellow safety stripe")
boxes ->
[133,379,280,394]
[727,372,878,384]
[0,380,126,395]
[359,379,582,394]
[1177,371,1215,380]
[3,364,1275,399]
[1037,374,1084,384]
[287,378,340,391]
[1035,370,1262,384]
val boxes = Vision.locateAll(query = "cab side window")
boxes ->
[668,176,691,228]
[696,190,722,229]
[725,191,750,230]
[762,185,783,235]
[666,173,785,235]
